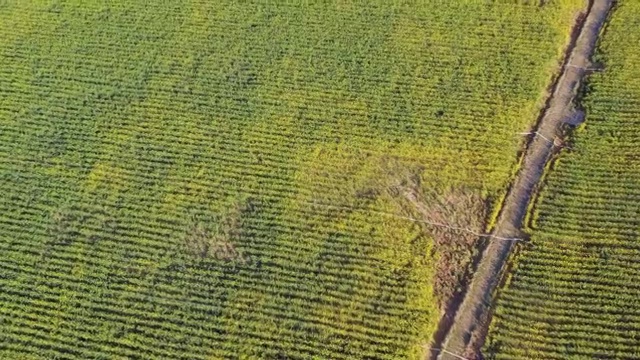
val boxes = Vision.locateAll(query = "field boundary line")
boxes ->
[432,1,614,359]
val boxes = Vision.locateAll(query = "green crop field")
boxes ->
[485,3,640,359]
[0,1,583,359]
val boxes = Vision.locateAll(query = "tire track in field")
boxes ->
[432,1,614,358]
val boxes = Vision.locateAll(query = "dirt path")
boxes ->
[433,1,613,359]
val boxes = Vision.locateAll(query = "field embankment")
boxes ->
[485,0,640,358]
[436,1,614,358]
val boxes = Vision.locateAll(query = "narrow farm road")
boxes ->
[434,0,614,359]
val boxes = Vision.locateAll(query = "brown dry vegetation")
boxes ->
[401,187,486,311]
[184,198,254,263]
[367,157,487,311]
